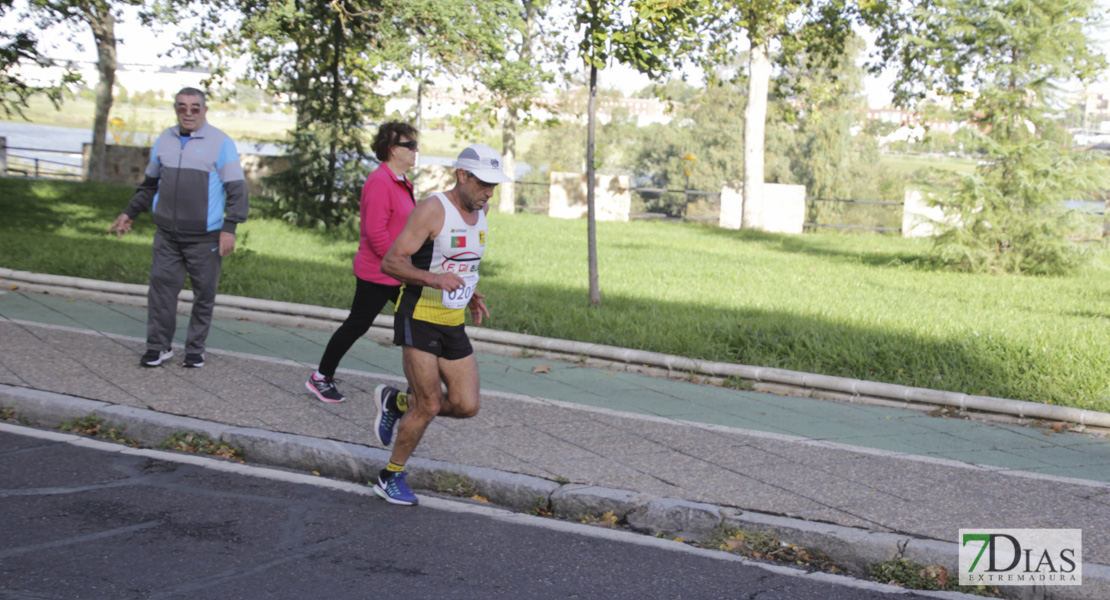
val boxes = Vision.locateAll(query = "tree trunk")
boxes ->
[500,109,517,214]
[586,63,600,307]
[415,48,426,131]
[325,17,343,206]
[85,3,116,183]
[498,0,539,215]
[742,39,770,230]
[416,74,424,132]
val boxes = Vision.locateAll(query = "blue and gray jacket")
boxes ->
[124,122,249,241]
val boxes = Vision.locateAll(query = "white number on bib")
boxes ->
[442,273,479,309]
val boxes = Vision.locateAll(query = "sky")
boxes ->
[7,1,1110,110]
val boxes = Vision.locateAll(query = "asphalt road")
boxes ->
[0,425,943,600]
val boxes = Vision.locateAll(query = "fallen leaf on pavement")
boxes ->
[532,365,551,374]
[921,565,948,588]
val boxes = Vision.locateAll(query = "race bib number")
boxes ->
[442,273,479,309]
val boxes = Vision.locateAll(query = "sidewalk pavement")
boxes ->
[2,286,1109,598]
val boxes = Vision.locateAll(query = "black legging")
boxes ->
[318,277,401,377]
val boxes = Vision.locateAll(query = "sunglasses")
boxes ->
[395,140,419,151]
[176,105,204,115]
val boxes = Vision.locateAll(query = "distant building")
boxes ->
[1074,82,1110,132]
[866,107,972,148]
[384,87,674,127]
[866,108,966,135]
[597,96,673,125]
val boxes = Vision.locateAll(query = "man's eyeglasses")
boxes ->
[176,105,204,115]
[395,140,419,151]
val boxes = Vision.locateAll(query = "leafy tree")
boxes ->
[633,77,700,103]
[1,1,79,117]
[623,34,896,218]
[27,0,143,182]
[453,0,565,215]
[626,121,696,215]
[389,0,516,132]
[527,31,894,223]
[493,0,545,213]
[243,0,392,230]
[862,118,898,139]
[521,94,640,181]
[627,81,744,215]
[523,103,588,174]
[574,0,703,306]
[773,34,880,201]
[180,0,393,230]
[0,31,41,118]
[880,0,1109,273]
[696,0,886,229]
[180,0,513,230]
[518,111,583,210]
[953,127,986,156]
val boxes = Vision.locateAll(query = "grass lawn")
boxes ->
[3,177,1109,413]
[878,153,978,177]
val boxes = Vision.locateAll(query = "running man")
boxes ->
[373,144,511,505]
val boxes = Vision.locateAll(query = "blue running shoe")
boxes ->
[374,470,418,506]
[373,384,403,446]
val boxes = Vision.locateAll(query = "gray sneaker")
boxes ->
[306,373,346,403]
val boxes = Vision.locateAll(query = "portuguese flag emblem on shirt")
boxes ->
[451,236,466,248]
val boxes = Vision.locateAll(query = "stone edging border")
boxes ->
[2,385,1108,600]
[3,267,1108,430]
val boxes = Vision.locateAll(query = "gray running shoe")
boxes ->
[306,374,346,403]
[141,349,173,367]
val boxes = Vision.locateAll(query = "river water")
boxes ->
[0,121,282,174]
[0,120,528,178]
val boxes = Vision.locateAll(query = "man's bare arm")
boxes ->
[381,199,465,292]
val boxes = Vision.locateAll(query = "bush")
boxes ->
[930,137,1108,275]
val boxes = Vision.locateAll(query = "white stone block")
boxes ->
[548,172,631,222]
[902,189,958,238]
[719,181,805,233]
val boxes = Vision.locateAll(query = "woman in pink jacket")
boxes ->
[306,122,418,403]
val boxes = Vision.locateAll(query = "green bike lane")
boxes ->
[2,288,1108,484]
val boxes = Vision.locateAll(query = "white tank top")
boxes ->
[395,193,488,326]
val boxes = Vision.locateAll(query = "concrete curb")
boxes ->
[2,384,1107,600]
[3,267,1109,430]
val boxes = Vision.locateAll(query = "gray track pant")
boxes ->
[146,229,222,355]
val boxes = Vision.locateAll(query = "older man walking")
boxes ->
[109,87,249,368]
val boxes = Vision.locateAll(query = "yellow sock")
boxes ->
[396,392,409,413]
[386,461,405,473]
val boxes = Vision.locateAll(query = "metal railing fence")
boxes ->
[1,139,913,236]
[804,196,903,234]
[4,146,83,180]
[630,186,721,220]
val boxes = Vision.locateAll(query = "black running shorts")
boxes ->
[393,313,474,360]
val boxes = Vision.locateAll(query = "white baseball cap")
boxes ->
[455,144,512,184]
